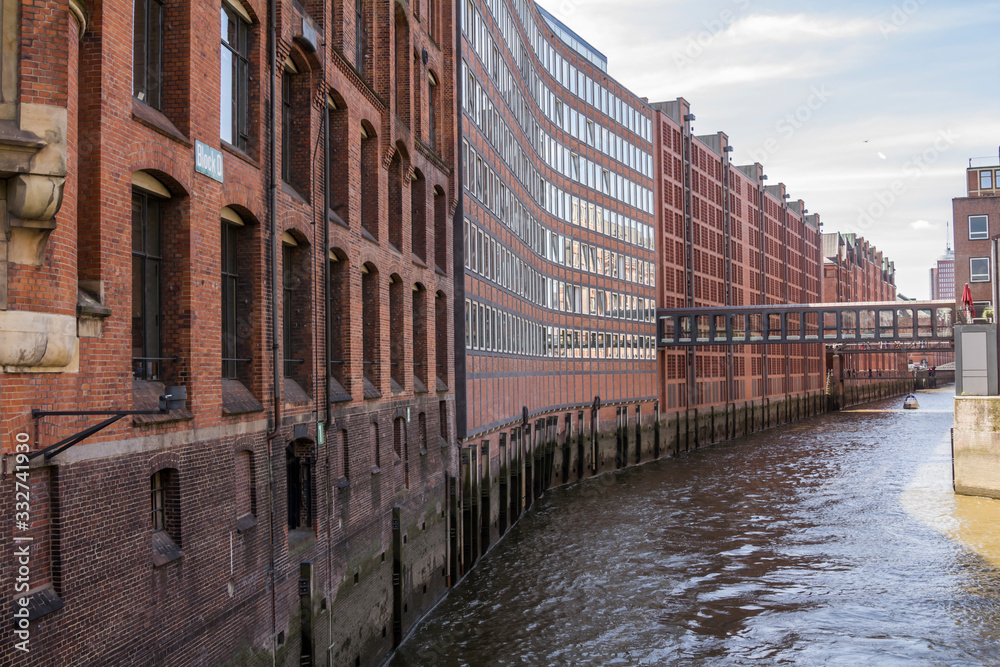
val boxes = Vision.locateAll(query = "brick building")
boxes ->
[1,1,924,664]
[453,0,658,562]
[1,0,458,665]
[954,156,1000,317]
[653,100,825,417]
[821,232,902,378]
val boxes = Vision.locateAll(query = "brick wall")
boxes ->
[1,0,457,665]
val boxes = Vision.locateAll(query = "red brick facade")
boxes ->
[1,0,457,665]
[954,162,1000,315]
[653,102,826,417]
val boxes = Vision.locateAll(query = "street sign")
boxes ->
[195,140,224,183]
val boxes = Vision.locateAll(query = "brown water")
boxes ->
[392,387,1000,666]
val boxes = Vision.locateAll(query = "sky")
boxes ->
[534,0,1000,299]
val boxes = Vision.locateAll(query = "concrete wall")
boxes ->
[953,396,1000,500]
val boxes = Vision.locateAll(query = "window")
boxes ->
[151,470,166,533]
[133,0,165,109]
[361,263,381,389]
[412,284,428,390]
[981,170,994,190]
[360,124,379,239]
[388,153,404,251]
[286,442,313,534]
[428,71,439,150]
[434,186,448,272]
[371,420,381,469]
[412,171,427,261]
[150,468,182,566]
[281,69,293,183]
[971,257,990,282]
[220,3,250,150]
[340,430,350,481]
[389,275,405,390]
[221,221,240,378]
[282,243,294,376]
[394,416,408,488]
[132,191,162,379]
[969,215,989,240]
[355,0,368,80]
[282,235,311,391]
[235,450,256,530]
[329,250,350,396]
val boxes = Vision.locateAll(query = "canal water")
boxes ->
[392,386,1000,666]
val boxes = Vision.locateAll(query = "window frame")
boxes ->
[220,3,251,151]
[132,190,163,380]
[970,257,991,283]
[969,215,989,241]
[133,0,165,109]
[221,220,240,379]
[281,68,293,184]
[151,470,166,532]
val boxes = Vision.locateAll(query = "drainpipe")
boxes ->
[992,237,999,320]
[322,42,334,653]
[265,0,280,662]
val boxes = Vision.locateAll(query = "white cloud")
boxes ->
[910,220,935,230]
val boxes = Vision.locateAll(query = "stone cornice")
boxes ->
[68,0,88,36]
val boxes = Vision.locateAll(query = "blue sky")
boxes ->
[535,0,1000,299]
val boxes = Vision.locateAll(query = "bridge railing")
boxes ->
[658,300,956,347]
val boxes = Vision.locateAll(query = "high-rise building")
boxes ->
[930,247,955,301]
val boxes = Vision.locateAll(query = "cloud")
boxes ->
[910,220,935,230]
[724,14,878,44]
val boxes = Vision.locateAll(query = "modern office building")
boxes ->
[455,0,658,558]
[0,1,457,665]
[954,156,1000,316]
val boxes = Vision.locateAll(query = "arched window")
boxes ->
[412,284,428,391]
[394,416,409,489]
[389,274,405,391]
[328,248,351,401]
[394,8,410,128]
[150,467,183,565]
[282,231,311,394]
[411,170,427,261]
[220,206,259,385]
[371,420,381,470]
[355,0,369,82]
[435,290,448,388]
[220,2,251,151]
[433,185,447,272]
[360,123,379,240]
[428,71,439,150]
[132,185,163,380]
[327,94,350,224]
[340,429,350,481]
[133,0,165,109]
[361,263,381,395]
[281,58,311,197]
[286,441,314,537]
[388,151,404,252]
[235,449,256,529]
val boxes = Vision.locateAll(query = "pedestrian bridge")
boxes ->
[657,300,956,348]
